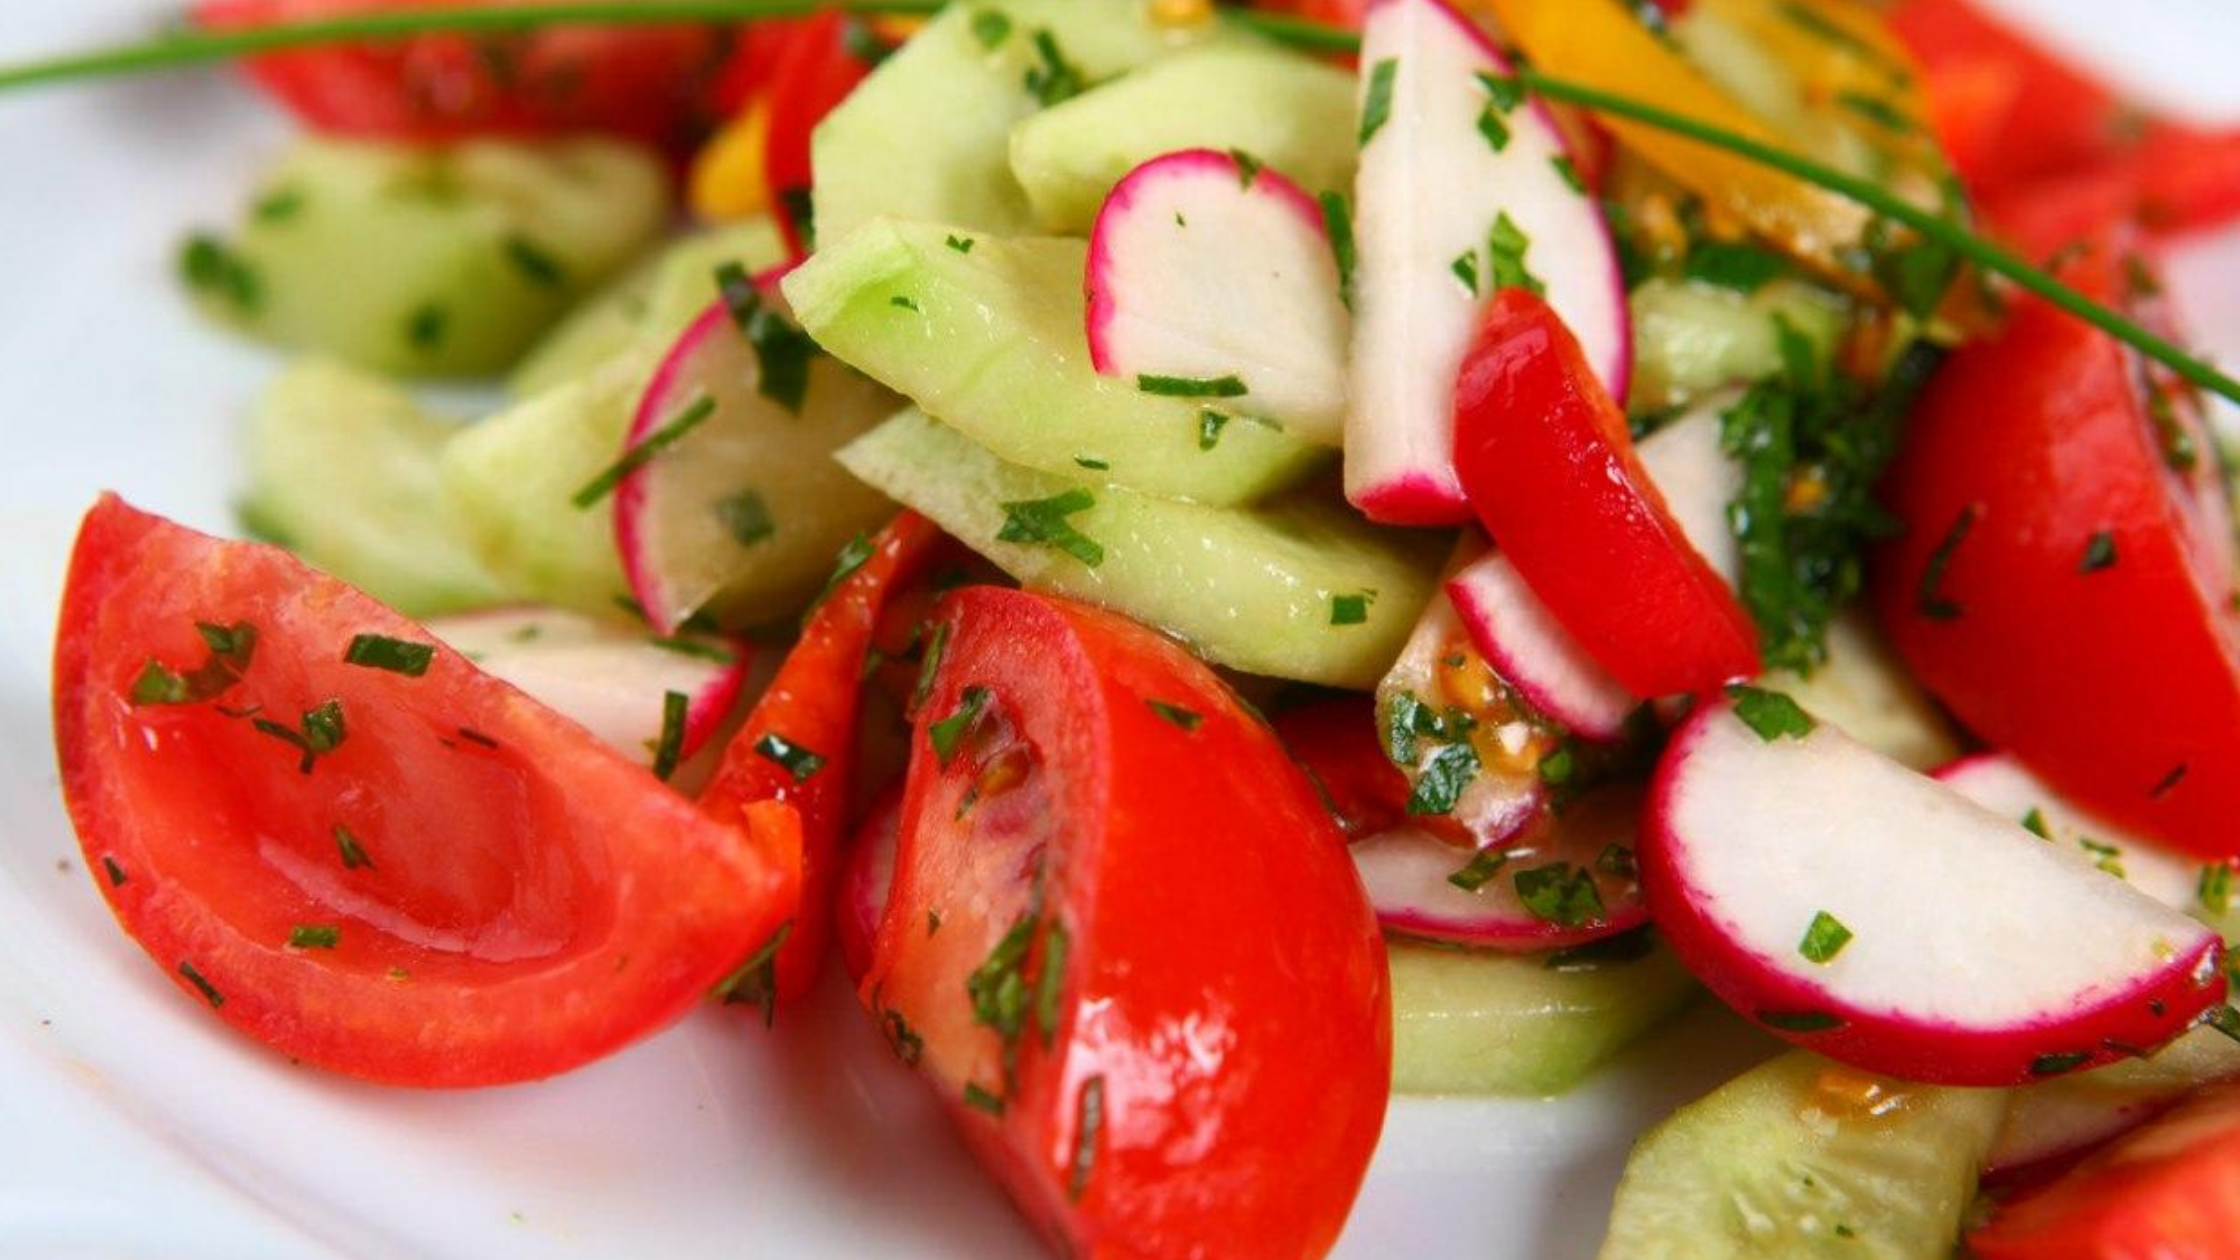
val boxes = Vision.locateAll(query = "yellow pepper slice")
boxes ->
[689,100,774,224]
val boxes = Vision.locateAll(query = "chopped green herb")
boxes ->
[102,856,127,886]
[1596,844,1638,880]
[288,924,340,950]
[1359,58,1398,146]
[1476,100,1511,153]
[570,393,716,509]
[962,1082,1006,1115]
[252,186,304,222]
[2200,864,2233,917]
[881,1006,924,1064]
[2143,383,2200,473]
[1197,408,1230,451]
[1451,248,1481,296]
[503,234,566,288]
[456,727,500,749]
[179,233,261,312]
[129,620,258,706]
[1320,191,1357,311]
[646,635,735,665]
[811,532,876,612]
[1914,505,1982,625]
[1551,155,1586,194]
[1545,929,1657,971]
[753,732,825,784]
[1476,71,1525,112]
[970,8,1012,49]
[1034,920,1070,1046]
[1798,910,1853,964]
[1068,1074,1105,1201]
[2080,837,2126,878]
[1487,211,1544,297]
[1875,232,1961,320]
[1331,592,1372,625]
[997,490,1105,567]
[1137,373,1247,398]
[1514,863,1606,927]
[945,234,976,254]
[1683,240,1788,294]
[2207,1005,2240,1045]
[1538,746,1577,787]
[178,961,223,1007]
[715,488,776,547]
[912,621,952,714]
[2030,1050,2092,1077]
[714,261,820,414]
[1023,28,1083,106]
[406,303,449,352]
[302,699,345,754]
[2021,807,2052,840]
[715,920,793,1028]
[967,912,1037,1073]
[1229,148,1263,187]
[647,690,689,781]
[343,633,433,677]
[776,185,816,251]
[2153,763,2189,799]
[1146,700,1202,732]
[930,685,992,766]
[1447,847,1508,892]
[889,294,920,312]
[1727,684,1816,741]
[1406,741,1480,816]
[1073,456,1109,471]
[334,823,373,870]
[1758,1009,1846,1033]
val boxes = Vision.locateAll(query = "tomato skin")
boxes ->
[698,512,942,1006]
[1971,1081,2240,1260]
[1871,252,2240,859]
[194,0,729,148]
[757,11,880,258]
[864,588,1389,1260]
[1272,696,1410,838]
[53,498,792,1085]
[1452,288,1761,700]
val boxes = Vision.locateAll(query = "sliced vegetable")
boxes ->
[758,10,882,259]
[1085,149,1348,443]
[1987,1025,2240,1184]
[1763,610,1959,772]
[1272,696,1412,838]
[1644,689,2226,1085]
[53,497,792,1085]
[1345,0,1628,525]
[837,785,903,985]
[1624,274,1845,413]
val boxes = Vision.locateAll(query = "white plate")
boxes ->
[0,4,2232,1259]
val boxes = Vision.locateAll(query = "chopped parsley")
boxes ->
[962,1082,1006,1115]
[650,690,689,781]
[1476,100,1511,153]
[334,823,374,870]
[776,186,816,251]
[1198,409,1229,450]
[1406,741,1479,817]
[1034,920,1070,1046]
[1727,684,1816,741]
[1451,249,1481,296]
[178,961,224,1007]
[753,733,825,784]
[967,912,1038,1079]
[1331,592,1373,625]
[1757,1009,1845,1033]
[343,633,433,677]
[1023,28,1084,106]
[889,294,920,312]
[2079,837,2125,878]
[288,924,340,950]
[1550,155,1587,195]
[2030,1050,2092,1077]
[1447,847,1508,892]
[1514,863,1605,927]
[715,488,776,547]
[996,490,1104,566]
[1320,191,1357,310]
[812,532,876,609]
[129,620,258,706]
[1545,929,1657,971]
[1229,148,1263,187]
[253,186,305,222]
[970,8,1012,49]
[179,234,261,312]
[1683,240,1788,294]
[102,856,127,887]
[503,234,566,288]
[1146,700,1202,732]
[1917,503,1977,621]
[714,262,820,414]
[2207,1005,2240,1045]
[1596,844,1638,880]
[1798,910,1853,964]
[253,698,347,774]
[647,635,734,665]
[1068,1075,1105,1201]
[2021,807,2052,840]
[1487,211,1544,297]
[912,620,952,714]
[2079,530,2119,573]
[1138,373,1247,398]
[406,303,449,352]
[570,393,717,508]
[2153,763,2190,799]
[2200,864,2233,917]
[1359,58,1398,147]
[715,920,793,1028]
[945,234,976,254]
[1073,456,1109,471]
[881,1006,924,1065]
[929,685,992,766]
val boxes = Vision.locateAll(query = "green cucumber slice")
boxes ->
[1768,611,1959,772]
[787,219,1329,506]
[1600,1050,2007,1259]
[810,0,1243,245]
[1009,42,1357,233]
[239,359,503,617]
[837,408,1441,688]
[1627,275,1846,414]
[185,137,670,379]
[1389,937,1698,1096]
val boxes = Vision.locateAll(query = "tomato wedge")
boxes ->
[193,0,729,149]
[759,10,882,259]
[863,588,1389,1259]
[1272,696,1411,839]
[53,498,792,1085]
[1453,288,1761,699]
[1971,1080,2240,1260]
[1872,248,2240,859]
[697,512,943,1010]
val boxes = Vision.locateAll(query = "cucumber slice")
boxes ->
[1009,42,1357,233]
[1626,275,1846,414]
[1389,937,1697,1096]
[510,219,791,399]
[440,349,652,615]
[239,359,503,617]
[1600,1051,2007,1259]
[811,0,1243,245]
[787,219,1329,506]
[1768,611,1959,772]
[838,408,1442,688]
[185,138,670,379]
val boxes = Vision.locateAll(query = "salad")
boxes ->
[18,0,2240,1255]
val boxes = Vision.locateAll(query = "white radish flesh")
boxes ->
[1085,149,1350,443]
[1344,0,1629,524]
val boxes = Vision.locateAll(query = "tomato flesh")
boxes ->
[1872,250,2240,858]
[863,588,1389,1259]
[1452,288,1761,699]
[53,498,792,1085]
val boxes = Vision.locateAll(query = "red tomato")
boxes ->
[1971,1080,2240,1260]
[1452,288,1761,699]
[1872,248,2240,859]
[1272,696,1411,838]
[758,11,883,258]
[862,588,1389,1259]
[1981,128,2240,262]
[698,512,943,1011]
[194,0,730,148]
[53,498,793,1085]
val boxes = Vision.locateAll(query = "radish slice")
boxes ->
[1376,557,1548,848]
[1935,753,2228,919]
[1354,784,1647,950]
[1445,399,1740,739]
[1645,690,2227,1086]
[616,288,898,635]
[424,607,749,769]
[1085,149,1349,444]
[837,786,902,987]
[1344,0,1630,525]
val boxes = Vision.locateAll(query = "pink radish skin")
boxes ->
[1643,694,2227,1086]
[1344,0,1630,525]
[1086,149,1350,444]
[838,786,902,987]
[424,606,748,767]
[1444,401,1738,736]
[1354,785,1646,950]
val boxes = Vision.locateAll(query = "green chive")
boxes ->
[343,633,434,677]
[996,490,1104,567]
[1513,863,1605,927]
[1146,700,1202,732]
[1727,684,1816,741]
[1197,408,1230,451]
[1136,373,1247,398]
[503,234,566,288]
[179,961,224,1007]
[930,685,992,766]
[1487,211,1544,297]
[945,234,976,253]
[288,924,340,950]
[2079,530,2118,573]
[1034,920,1070,1046]
[912,620,952,714]
[2021,807,2052,840]
[1229,148,1263,187]
[1359,57,1397,146]
[714,920,792,1028]
[1320,191,1356,311]
[405,303,448,351]
[753,732,825,784]
[1331,592,1372,626]
[714,261,820,413]
[2030,1050,2092,1077]
[102,856,127,886]
[962,1082,1006,1115]
[1447,847,1508,892]
[334,823,373,869]
[1022,27,1082,106]
[1798,910,1853,964]
[651,689,689,781]
[571,393,717,509]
